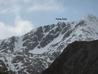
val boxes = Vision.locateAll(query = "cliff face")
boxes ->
[0,15,98,74]
[42,40,98,74]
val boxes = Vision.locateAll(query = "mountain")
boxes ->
[42,40,98,74]
[0,15,98,74]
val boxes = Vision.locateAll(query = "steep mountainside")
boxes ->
[0,15,98,74]
[42,40,98,74]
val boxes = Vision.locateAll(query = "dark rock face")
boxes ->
[0,36,16,53]
[0,60,7,72]
[42,40,98,74]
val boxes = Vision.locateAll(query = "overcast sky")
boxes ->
[0,0,98,39]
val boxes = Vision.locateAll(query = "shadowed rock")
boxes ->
[42,40,98,74]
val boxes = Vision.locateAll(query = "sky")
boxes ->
[0,0,98,39]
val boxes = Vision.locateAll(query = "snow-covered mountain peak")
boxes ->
[86,14,98,21]
[0,15,98,74]
[81,14,98,25]
[83,15,98,33]
[73,15,98,38]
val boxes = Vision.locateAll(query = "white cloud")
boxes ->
[0,0,64,39]
[28,3,61,12]
[0,0,64,14]
[0,22,13,39]
[14,20,33,36]
[27,0,63,12]
[0,19,34,39]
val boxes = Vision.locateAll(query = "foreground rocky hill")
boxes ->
[42,40,98,74]
[0,15,98,74]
